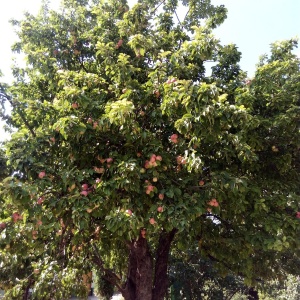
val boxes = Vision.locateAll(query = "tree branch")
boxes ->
[151,0,167,14]
[90,243,124,292]
[171,3,182,27]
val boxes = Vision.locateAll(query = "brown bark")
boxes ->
[91,228,177,300]
[152,229,177,300]
[122,228,177,300]
[123,235,153,300]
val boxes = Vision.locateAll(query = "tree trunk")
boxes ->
[122,228,177,300]
[152,229,177,300]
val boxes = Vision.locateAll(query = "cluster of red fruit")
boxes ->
[80,184,90,197]
[144,154,162,169]
[166,78,177,84]
[87,117,99,129]
[145,181,156,195]
[12,212,23,223]
[208,198,219,207]
[94,157,114,173]
[37,196,44,205]
[176,155,187,165]
[207,198,219,213]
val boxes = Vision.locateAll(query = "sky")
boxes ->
[0,0,299,141]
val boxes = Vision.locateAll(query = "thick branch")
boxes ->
[90,243,123,292]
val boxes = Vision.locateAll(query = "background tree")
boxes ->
[0,0,299,299]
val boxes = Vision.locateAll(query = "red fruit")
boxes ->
[116,39,123,49]
[141,228,147,238]
[95,178,102,183]
[150,154,156,163]
[37,196,44,205]
[38,171,46,179]
[144,161,150,169]
[82,184,89,191]
[106,157,113,163]
[149,218,156,225]
[199,180,205,186]
[50,137,55,143]
[0,222,6,229]
[170,134,178,143]
[157,206,163,213]
[12,212,21,223]
[177,155,183,164]
[125,209,132,216]
[158,193,164,200]
[94,167,105,173]
[71,102,79,109]
[87,117,93,124]
[37,220,43,226]
[32,230,38,239]
[296,212,300,218]
[154,90,160,98]
[33,269,40,274]
[80,191,88,196]
[137,152,142,157]
[156,155,162,161]
[208,198,219,207]
[93,121,98,129]
[147,185,154,192]
[166,78,177,84]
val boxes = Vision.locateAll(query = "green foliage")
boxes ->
[258,275,300,300]
[169,249,248,299]
[0,0,299,298]
[93,269,115,300]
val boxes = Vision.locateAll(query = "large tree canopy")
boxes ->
[0,0,299,299]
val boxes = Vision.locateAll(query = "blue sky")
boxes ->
[0,0,299,140]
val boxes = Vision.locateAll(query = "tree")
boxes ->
[0,0,299,299]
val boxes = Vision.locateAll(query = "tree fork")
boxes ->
[122,228,177,300]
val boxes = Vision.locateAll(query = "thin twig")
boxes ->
[152,0,167,14]
[171,3,182,27]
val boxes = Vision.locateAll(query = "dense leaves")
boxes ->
[0,0,299,298]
